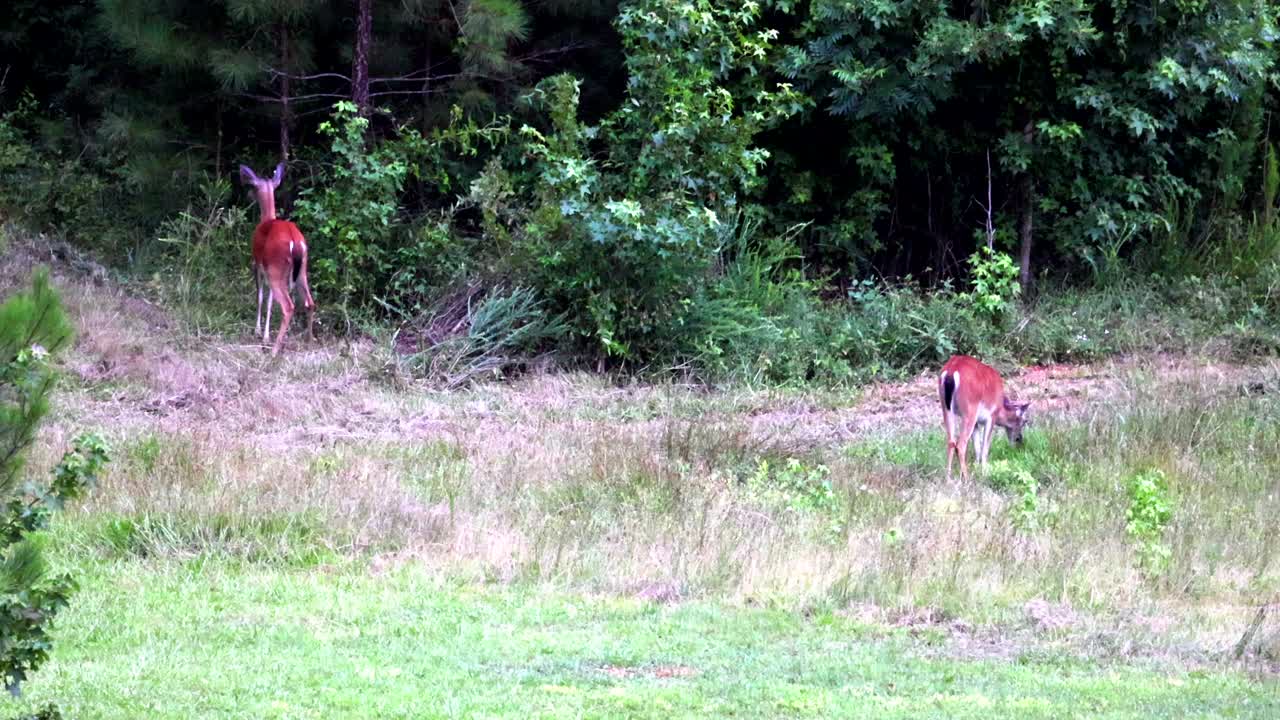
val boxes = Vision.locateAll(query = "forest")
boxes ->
[3,0,1277,382]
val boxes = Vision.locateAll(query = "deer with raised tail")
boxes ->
[938,355,1031,482]
[240,163,315,356]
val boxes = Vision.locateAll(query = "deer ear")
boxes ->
[271,163,285,188]
[239,165,260,184]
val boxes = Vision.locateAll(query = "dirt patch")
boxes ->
[600,664,700,680]
[1025,598,1080,633]
[633,582,684,605]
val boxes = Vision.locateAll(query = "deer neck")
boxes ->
[254,187,277,223]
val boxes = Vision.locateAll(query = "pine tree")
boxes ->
[0,269,108,696]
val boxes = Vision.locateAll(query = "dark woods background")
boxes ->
[2,0,1279,383]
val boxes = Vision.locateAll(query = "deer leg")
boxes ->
[980,421,996,466]
[254,263,264,337]
[957,414,978,483]
[942,407,952,479]
[296,261,316,341]
[263,287,274,346]
[268,267,295,357]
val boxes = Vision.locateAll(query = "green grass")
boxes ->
[2,559,1274,720]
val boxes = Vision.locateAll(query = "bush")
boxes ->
[395,286,567,387]
[744,457,845,541]
[1,269,110,695]
[293,102,506,323]
[468,0,802,366]
[1125,469,1174,577]
[986,460,1041,532]
[150,176,255,332]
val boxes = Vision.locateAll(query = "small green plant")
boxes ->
[1125,469,1174,576]
[1084,222,1139,286]
[745,458,845,539]
[963,245,1021,323]
[987,460,1040,532]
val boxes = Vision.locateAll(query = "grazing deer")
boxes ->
[239,163,315,356]
[938,355,1031,482]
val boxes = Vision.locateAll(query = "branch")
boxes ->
[369,89,452,98]
[371,72,468,85]
[266,69,352,83]
[236,92,352,105]
[985,148,994,250]
[516,42,593,64]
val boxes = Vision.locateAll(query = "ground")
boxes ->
[0,233,1278,718]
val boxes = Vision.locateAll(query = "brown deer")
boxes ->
[939,355,1031,482]
[239,163,315,356]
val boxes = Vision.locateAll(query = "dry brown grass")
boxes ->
[6,229,1280,667]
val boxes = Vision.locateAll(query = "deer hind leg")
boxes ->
[943,409,961,482]
[254,263,265,337]
[263,286,273,346]
[268,266,295,357]
[956,412,979,483]
[296,259,315,341]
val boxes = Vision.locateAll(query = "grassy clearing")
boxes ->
[41,359,1280,639]
[1,233,1279,714]
[2,560,1275,720]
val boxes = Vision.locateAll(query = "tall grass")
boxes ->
[42,363,1280,656]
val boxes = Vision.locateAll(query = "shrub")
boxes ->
[469,0,802,365]
[986,460,1041,532]
[745,458,845,540]
[1125,469,1174,577]
[294,102,506,321]
[397,286,567,387]
[1,269,110,695]
[962,245,1021,324]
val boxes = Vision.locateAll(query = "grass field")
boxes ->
[0,236,1278,717]
[5,560,1276,719]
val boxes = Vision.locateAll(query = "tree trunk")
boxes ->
[1019,173,1034,290]
[352,0,373,117]
[279,23,292,163]
[1018,120,1035,290]
[422,44,432,125]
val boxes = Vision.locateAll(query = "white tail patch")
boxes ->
[950,371,960,411]
[289,240,295,255]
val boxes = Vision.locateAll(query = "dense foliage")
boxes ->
[0,270,109,695]
[1,0,1278,379]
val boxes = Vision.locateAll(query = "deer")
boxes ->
[239,163,315,357]
[938,355,1031,482]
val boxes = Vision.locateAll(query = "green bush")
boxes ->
[1125,469,1175,577]
[745,458,845,540]
[150,176,255,332]
[986,460,1041,532]
[1,269,110,695]
[962,246,1021,324]
[294,102,506,321]
[469,0,802,365]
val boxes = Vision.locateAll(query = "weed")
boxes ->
[744,458,845,540]
[1126,468,1175,577]
[987,460,1042,532]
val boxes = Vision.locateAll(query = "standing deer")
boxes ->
[239,163,315,356]
[938,355,1031,482]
